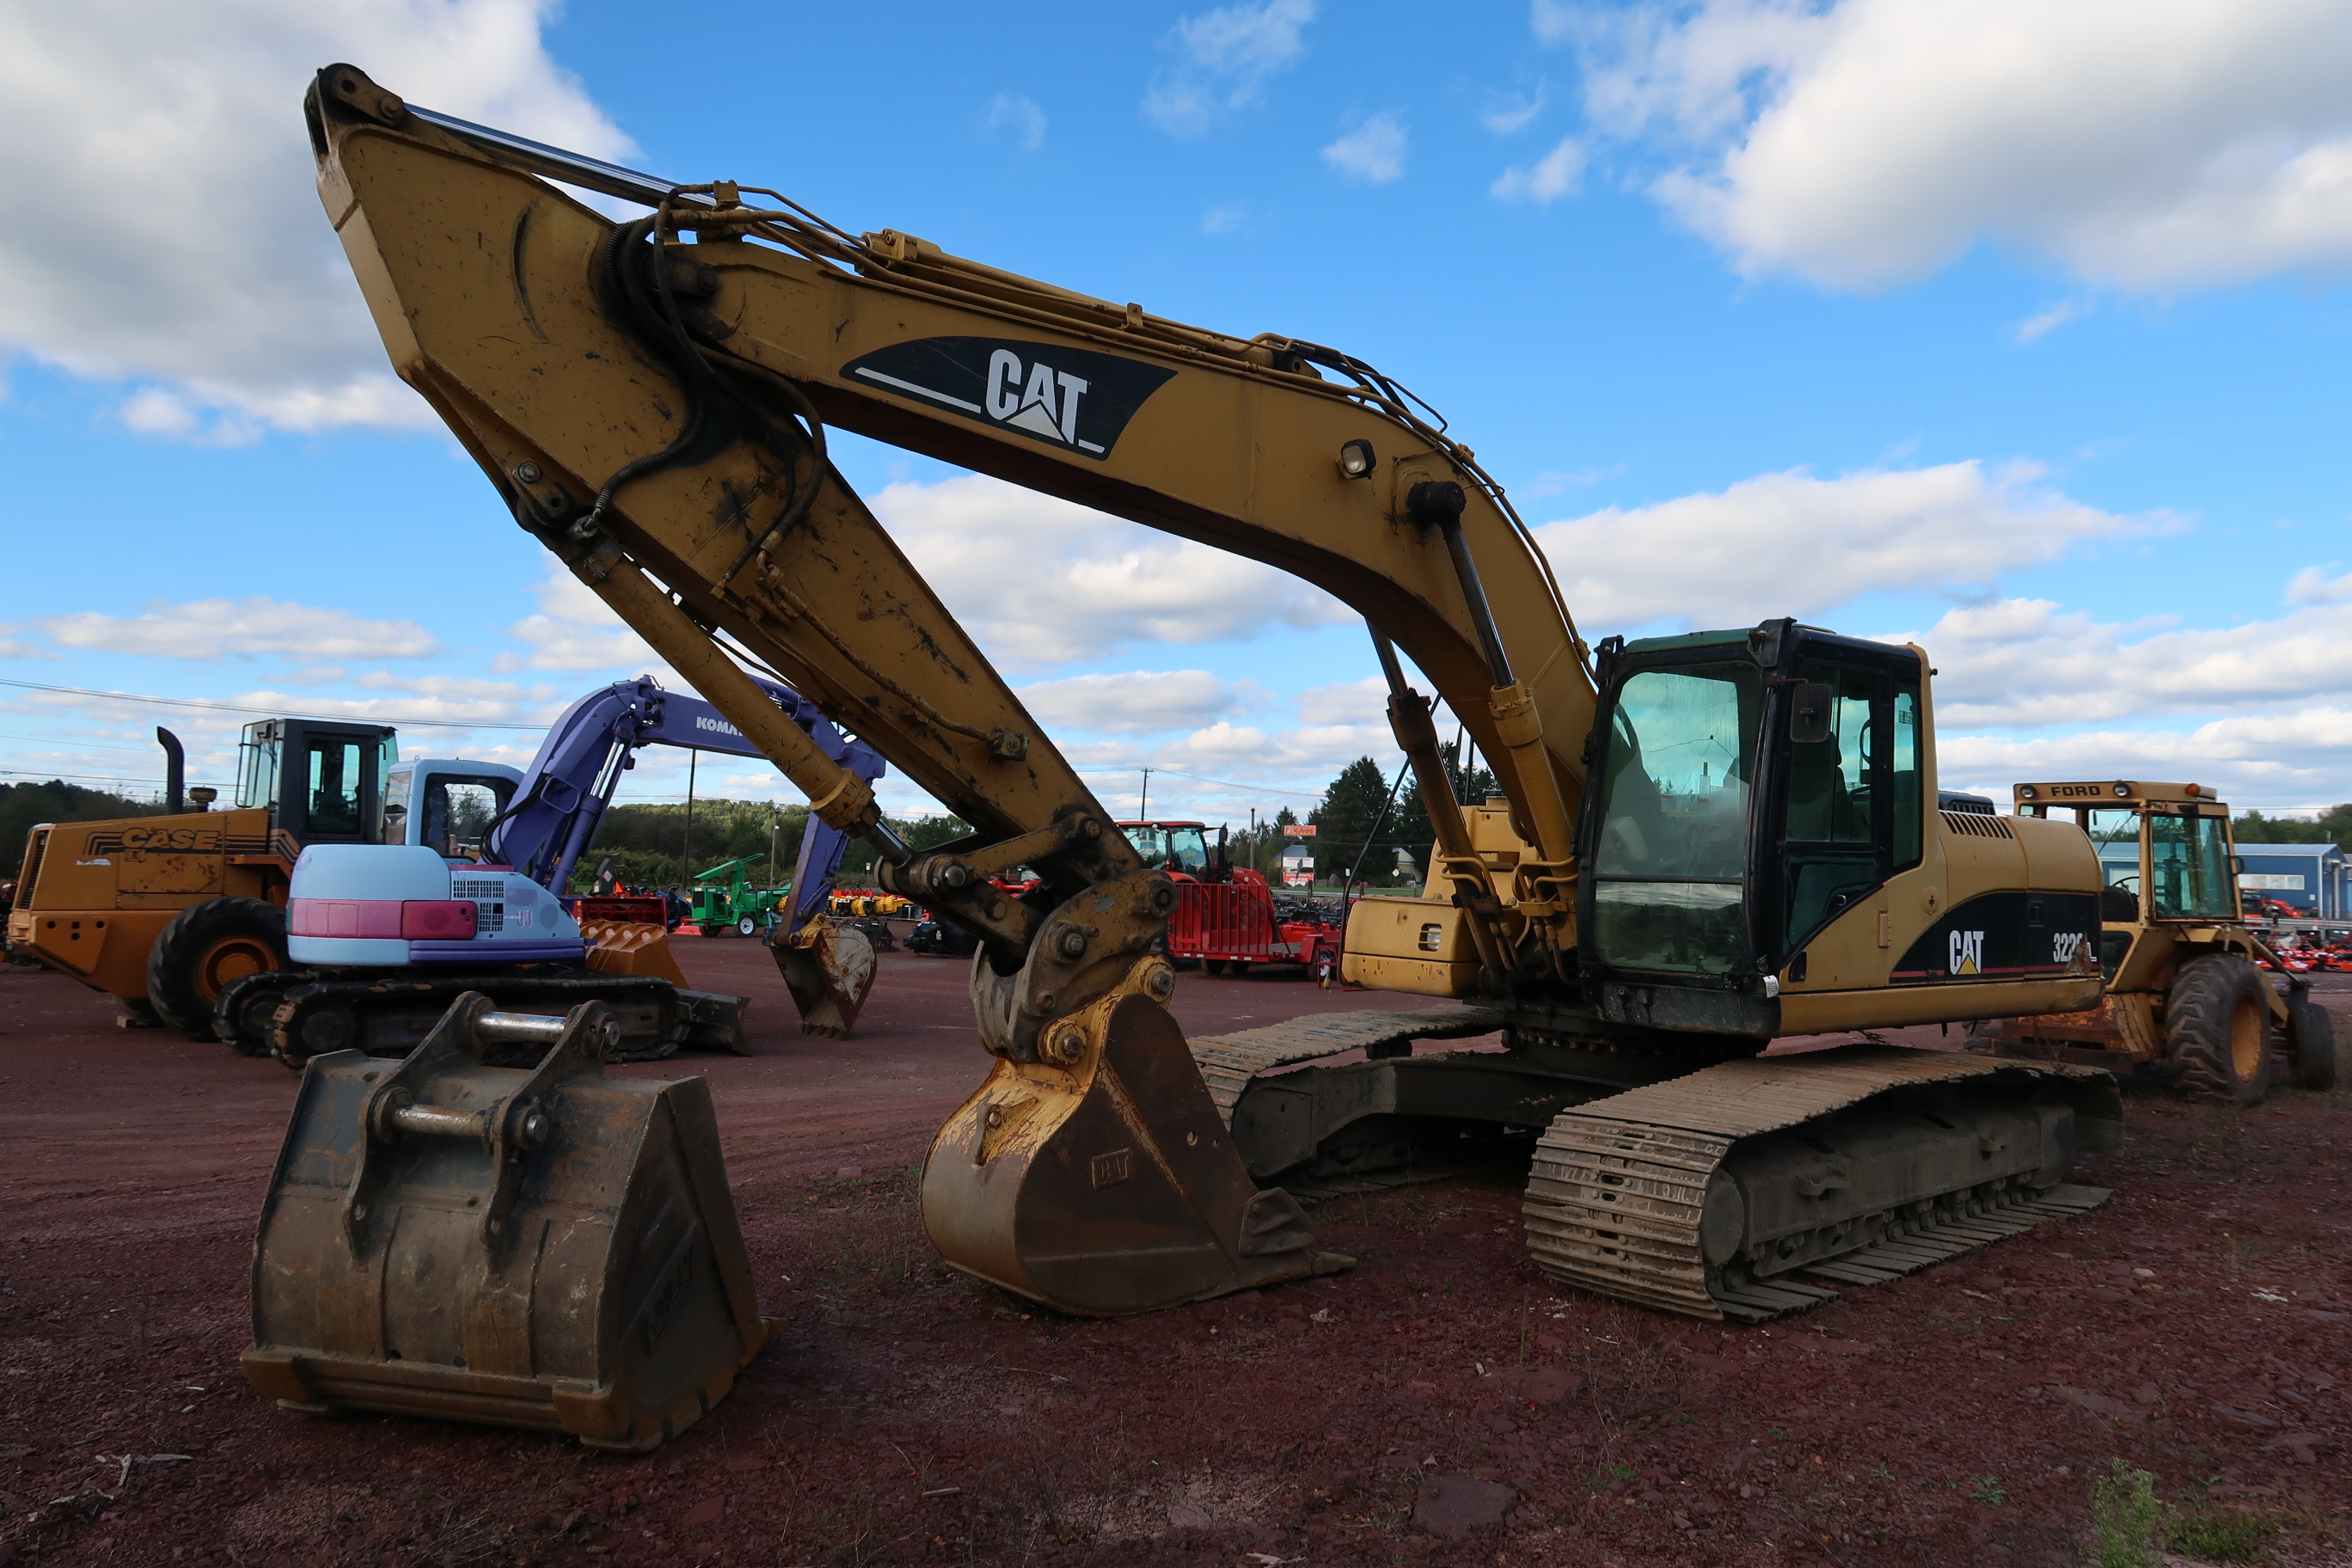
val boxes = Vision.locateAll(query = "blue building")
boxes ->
[2234,842,2349,918]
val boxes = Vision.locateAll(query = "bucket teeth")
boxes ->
[243,993,773,1450]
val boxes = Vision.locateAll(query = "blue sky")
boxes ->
[3,0,2349,830]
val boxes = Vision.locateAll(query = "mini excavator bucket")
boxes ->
[770,916,877,1039]
[242,993,774,1451]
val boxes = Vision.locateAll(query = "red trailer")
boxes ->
[1120,821,1343,978]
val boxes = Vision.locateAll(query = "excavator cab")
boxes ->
[383,763,521,858]
[1579,622,1928,1032]
[1577,620,2092,1040]
[236,719,400,848]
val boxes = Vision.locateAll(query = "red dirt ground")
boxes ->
[2,937,2346,1567]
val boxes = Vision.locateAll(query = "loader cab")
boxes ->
[383,761,524,860]
[236,720,401,848]
[1577,619,1926,1032]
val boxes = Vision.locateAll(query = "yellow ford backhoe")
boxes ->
[240,67,2131,1449]
[1972,780,2335,1103]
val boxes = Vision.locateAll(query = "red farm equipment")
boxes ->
[1120,820,1343,979]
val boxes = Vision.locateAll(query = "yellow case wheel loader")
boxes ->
[258,64,2153,1444]
[1975,781,2337,1102]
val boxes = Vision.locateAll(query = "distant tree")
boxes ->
[2233,806,2352,845]
[1390,737,1498,874]
[0,781,166,873]
[1309,757,1398,878]
[578,799,807,891]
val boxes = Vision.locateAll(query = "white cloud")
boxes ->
[1491,137,1586,205]
[872,475,1352,671]
[1483,83,1548,136]
[0,0,631,432]
[1537,459,2162,631]
[495,567,663,673]
[2288,563,2352,604]
[1560,0,2352,291]
[1016,671,1254,735]
[39,597,442,661]
[2009,301,2083,346]
[0,624,59,660]
[1323,113,1409,184]
[984,92,1047,151]
[1200,204,1249,236]
[1142,0,1314,138]
[1937,713,2352,818]
[1903,572,2352,730]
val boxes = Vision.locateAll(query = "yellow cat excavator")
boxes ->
[244,66,2124,1449]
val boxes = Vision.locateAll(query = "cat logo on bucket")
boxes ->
[1948,928,1986,977]
[841,337,1176,462]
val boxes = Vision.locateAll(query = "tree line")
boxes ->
[573,799,969,892]
[1296,741,1498,884]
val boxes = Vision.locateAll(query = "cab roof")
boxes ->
[2012,781,2225,810]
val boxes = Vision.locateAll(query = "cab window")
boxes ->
[2151,812,2236,921]
[421,776,515,860]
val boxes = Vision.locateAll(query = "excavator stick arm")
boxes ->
[303,66,1596,935]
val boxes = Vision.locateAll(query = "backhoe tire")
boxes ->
[2165,953,2269,1106]
[144,897,287,1041]
[2288,996,2337,1093]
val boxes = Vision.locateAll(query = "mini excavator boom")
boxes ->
[294,67,2122,1340]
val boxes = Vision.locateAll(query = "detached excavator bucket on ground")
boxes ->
[242,993,774,1451]
[770,916,877,1039]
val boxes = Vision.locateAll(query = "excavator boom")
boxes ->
[253,70,2124,1447]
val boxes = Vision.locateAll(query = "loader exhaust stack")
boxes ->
[243,993,773,1450]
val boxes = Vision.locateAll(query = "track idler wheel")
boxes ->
[242,993,773,1450]
[922,991,1353,1315]
[771,916,876,1039]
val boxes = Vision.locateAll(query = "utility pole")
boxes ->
[1137,767,1152,820]
[681,750,697,886]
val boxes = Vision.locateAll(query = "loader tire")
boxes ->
[145,897,287,1041]
[2288,996,2337,1093]
[2165,953,2269,1106]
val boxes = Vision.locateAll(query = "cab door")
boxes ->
[1767,645,1924,972]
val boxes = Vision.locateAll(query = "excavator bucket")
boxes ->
[922,992,1354,1315]
[770,916,876,1039]
[580,920,690,987]
[242,993,774,1451]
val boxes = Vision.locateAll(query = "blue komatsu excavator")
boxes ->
[232,673,886,1063]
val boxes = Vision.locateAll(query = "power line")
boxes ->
[0,731,171,755]
[0,769,177,789]
[0,677,547,731]
[1072,765,1330,800]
